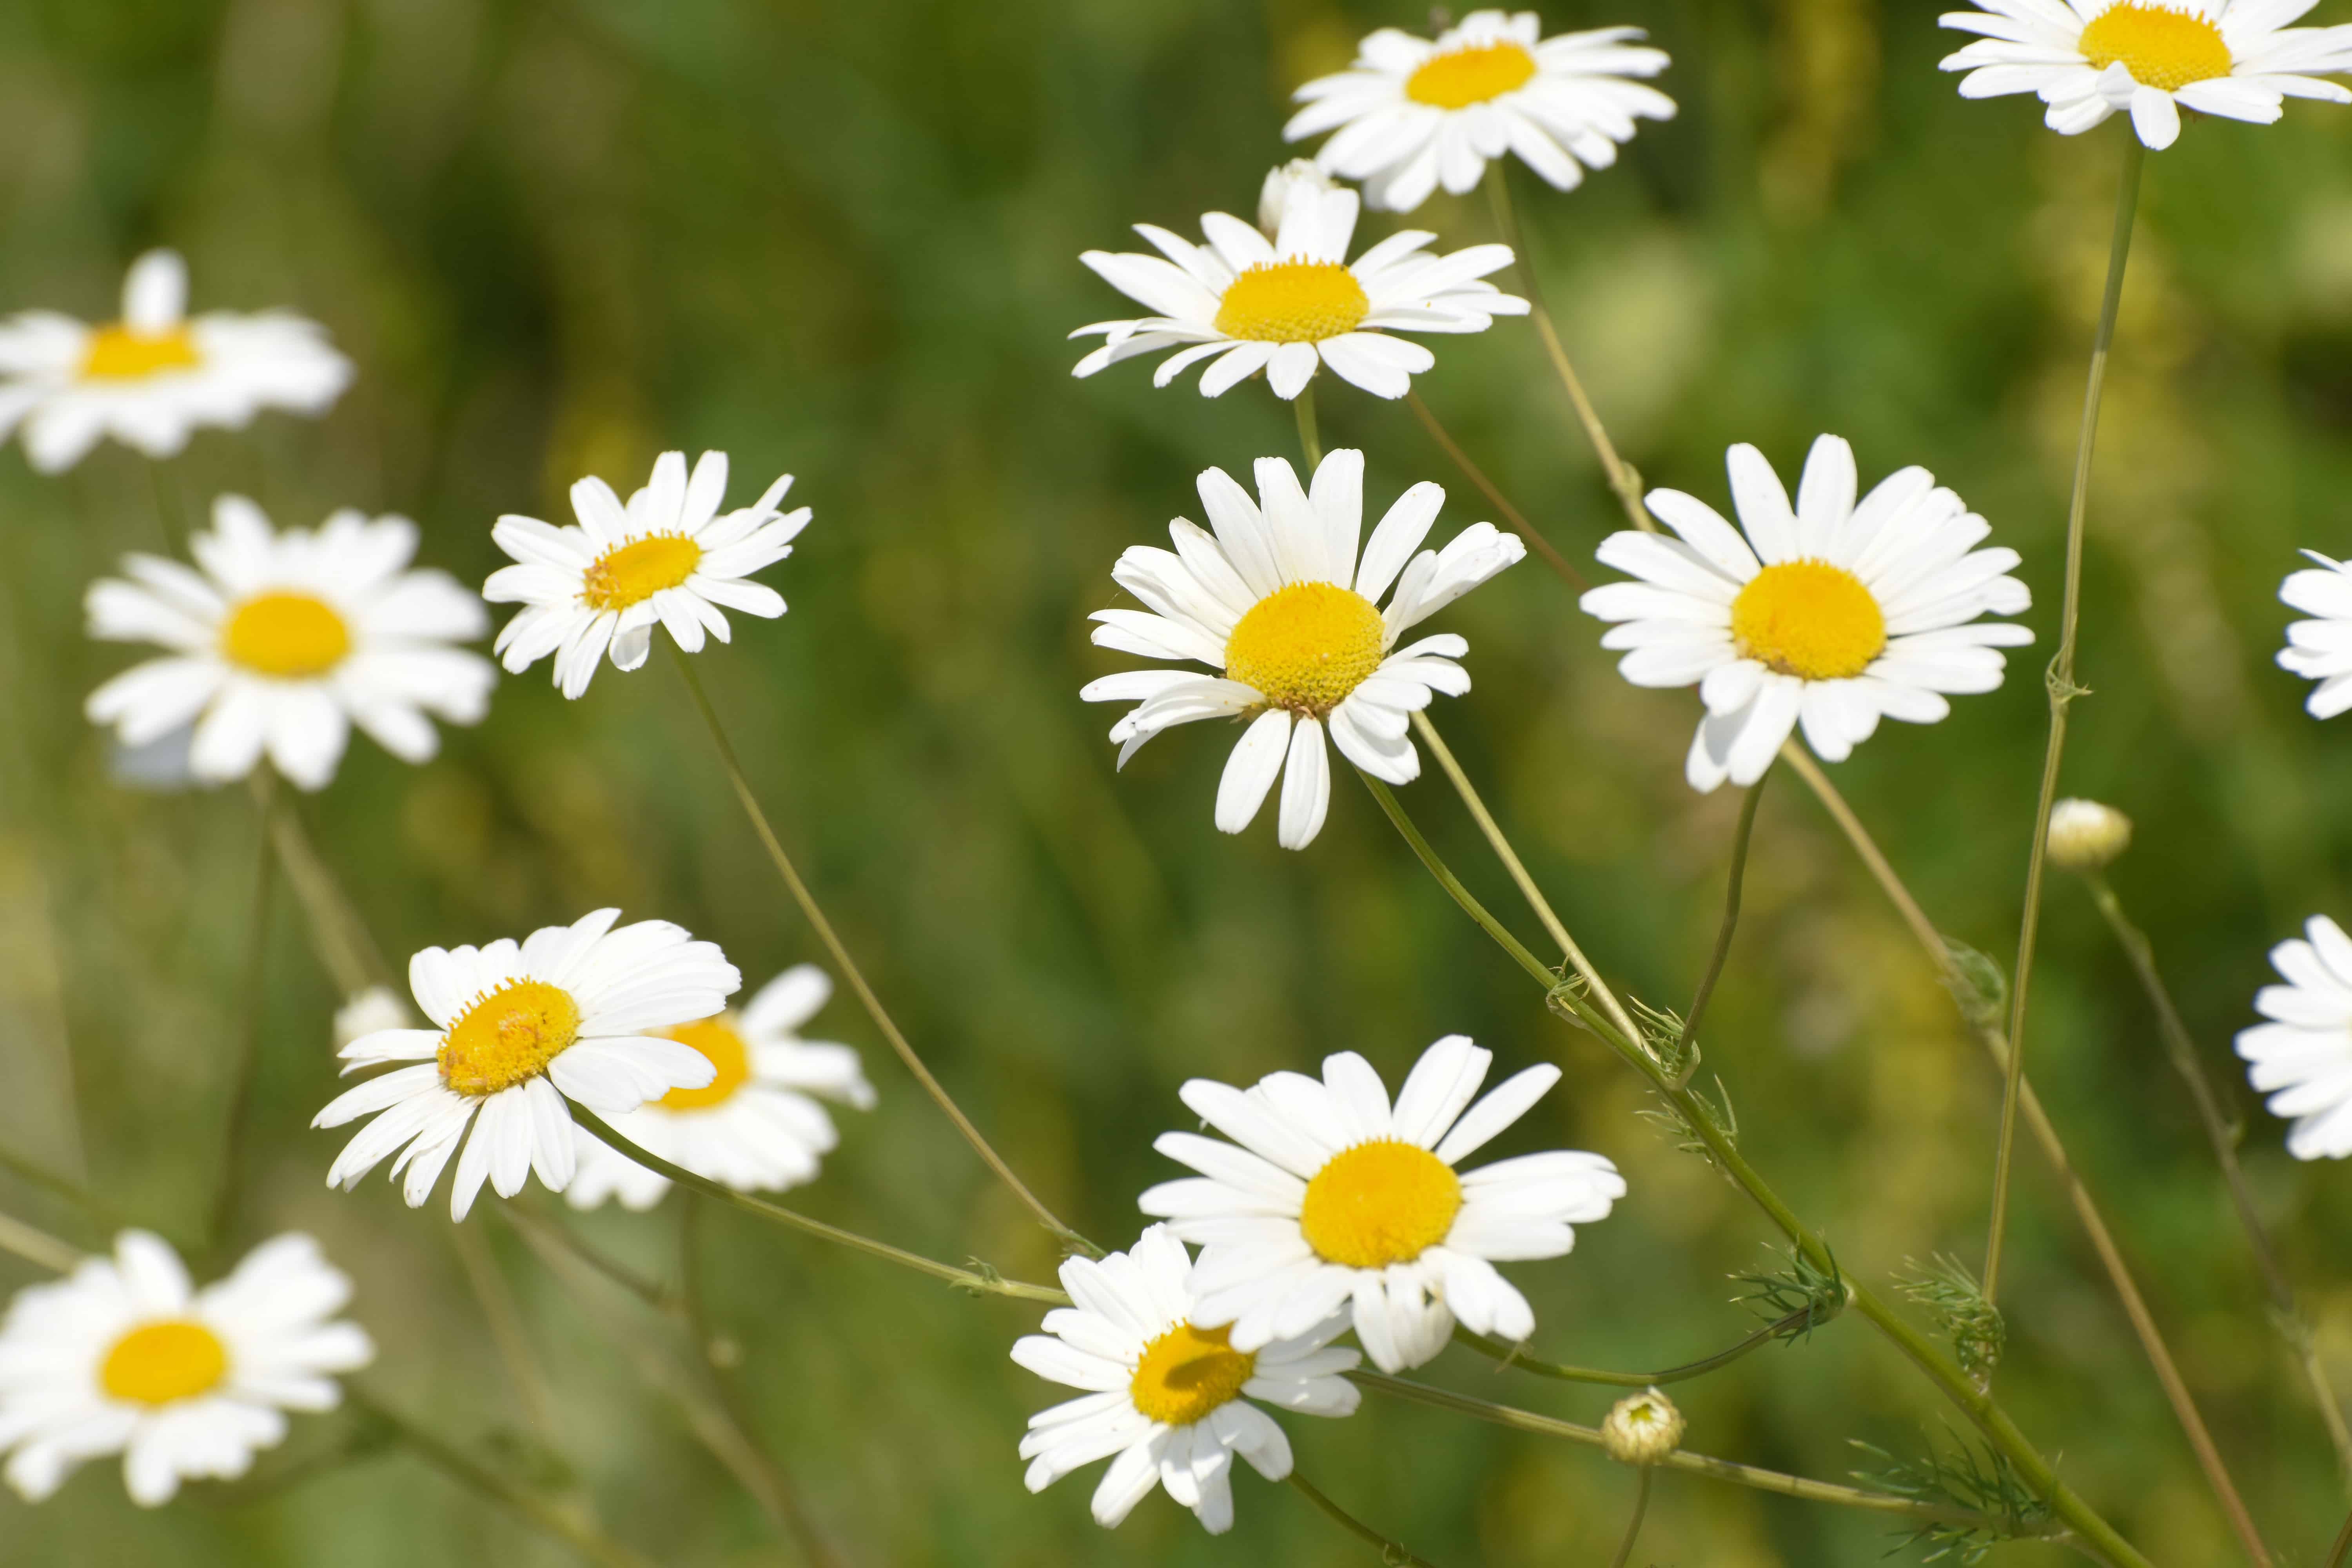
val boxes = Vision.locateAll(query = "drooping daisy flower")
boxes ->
[84,497,496,791]
[1082,449,1523,850]
[1580,435,2034,793]
[0,1231,371,1506]
[1140,1036,1623,1374]
[2278,549,2352,717]
[564,964,875,1211]
[1069,174,1526,401]
[312,909,740,1220]
[0,250,351,473]
[2237,915,2352,1159]
[486,449,807,700]
[1939,0,2352,151]
[1010,1223,1359,1535]
[1283,11,1675,212]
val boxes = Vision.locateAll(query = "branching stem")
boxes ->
[1286,1470,1440,1566]
[1404,389,1586,590]
[1452,1299,1827,1389]
[1684,773,1766,1054]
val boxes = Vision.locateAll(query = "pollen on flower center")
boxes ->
[1730,561,1886,681]
[582,535,702,612]
[101,1319,228,1406]
[1213,260,1370,344]
[657,1017,751,1111]
[1223,582,1387,715]
[81,323,202,381]
[1405,40,1539,108]
[1128,1321,1256,1426]
[1299,1139,1463,1269]
[2078,3,2234,91]
[220,591,353,679]
[438,979,583,1097]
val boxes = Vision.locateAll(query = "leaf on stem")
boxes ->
[1897,1254,2006,1383]
[1851,1431,2051,1564]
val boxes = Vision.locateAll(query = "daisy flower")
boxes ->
[1069,173,1525,401]
[565,964,875,1211]
[486,449,807,700]
[1939,0,2352,151]
[2277,549,2352,717]
[1140,1036,1624,1374]
[1010,1223,1358,1535]
[1283,11,1675,212]
[1082,449,1523,849]
[2237,915,2352,1159]
[0,1231,371,1506]
[84,496,495,791]
[0,250,350,473]
[1580,435,2034,793]
[312,908,740,1220]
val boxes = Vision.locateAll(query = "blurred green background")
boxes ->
[5,0,2352,1562]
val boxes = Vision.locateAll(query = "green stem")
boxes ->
[1285,1471,1440,1567]
[208,771,278,1261]
[2328,1503,2352,1568]
[0,1209,80,1273]
[1295,383,1323,469]
[1403,388,1586,591]
[1683,773,1766,1055]
[258,779,393,996]
[503,1204,680,1318]
[1452,1299,1829,1389]
[148,462,185,554]
[0,1142,116,1232]
[1607,1468,1653,1568]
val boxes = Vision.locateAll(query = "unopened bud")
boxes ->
[2047,799,2131,873]
[333,985,412,1050]
[1601,1388,1684,1465]
[1258,159,1338,238]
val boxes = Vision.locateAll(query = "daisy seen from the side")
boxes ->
[2277,549,2352,717]
[2238,914,2352,1159]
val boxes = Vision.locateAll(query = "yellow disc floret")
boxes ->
[582,535,702,612]
[1299,1139,1463,1269]
[1405,41,1539,108]
[2078,4,2234,91]
[1730,561,1886,681]
[438,979,583,1097]
[81,323,202,381]
[1223,582,1387,715]
[657,1016,752,1111]
[220,591,353,679]
[1128,1321,1257,1426]
[101,1319,229,1406]
[1213,261,1370,344]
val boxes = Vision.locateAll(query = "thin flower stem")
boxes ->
[0,1209,81,1274]
[1403,388,1587,591]
[1683,773,1766,1055]
[208,771,279,1261]
[257,777,393,996]
[2085,872,2352,1478]
[502,1204,681,1318]
[1989,132,2146,1307]
[1452,1299,1831,1389]
[1285,1470,1441,1567]
[148,462,185,554]
[1607,1468,1653,1568]
[2328,1504,2352,1568]
[448,1223,559,1448]
[0,1142,115,1231]
[668,651,1094,1256]
[1296,382,1323,469]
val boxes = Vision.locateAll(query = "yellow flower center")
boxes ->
[438,979,582,1097]
[1298,1139,1463,1269]
[1128,1321,1257,1426]
[100,1319,228,1406]
[656,1017,753,1111]
[1223,581,1387,716]
[2078,4,2234,91]
[1729,561,1886,681]
[1213,260,1370,344]
[1405,40,1539,108]
[80,323,202,381]
[219,591,352,679]
[582,535,702,612]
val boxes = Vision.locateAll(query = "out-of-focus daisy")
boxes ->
[486,449,806,700]
[565,964,875,1211]
[84,497,495,791]
[2278,549,2352,717]
[1283,11,1675,212]
[1070,174,1525,401]
[1580,435,2033,793]
[1939,0,2352,151]
[0,250,350,473]
[0,1231,371,1506]
[312,909,740,1220]
[1082,449,1522,850]
[1140,1036,1622,1374]
[331,987,413,1051]
[1010,1223,1358,1535]
[2238,915,2352,1159]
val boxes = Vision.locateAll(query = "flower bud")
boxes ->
[1601,1388,1685,1465]
[1258,159,1338,238]
[333,985,412,1049]
[2047,798,2132,873]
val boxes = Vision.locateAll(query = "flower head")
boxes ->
[2238,914,2352,1159]
[2278,548,2352,716]
[1601,1388,1685,1465]
[2047,798,2133,871]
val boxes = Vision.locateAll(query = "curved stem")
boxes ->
[1286,1470,1441,1567]
[1683,773,1766,1054]
[1295,383,1323,469]
[504,1204,680,1318]
[1453,1300,1827,1389]
[208,774,278,1260]
[1607,1468,1653,1568]
[2328,1503,2352,1568]
[1404,388,1586,591]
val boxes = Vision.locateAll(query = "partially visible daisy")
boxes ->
[1070,174,1525,401]
[1580,435,2034,793]
[486,449,807,700]
[1140,1036,1623,1374]
[2278,549,2352,717]
[0,1231,371,1506]
[1010,1223,1358,1535]
[0,250,350,473]
[84,497,495,790]
[2238,915,2352,1159]
[312,909,740,1220]
[1081,448,1523,849]
[1284,11,1675,212]
[565,964,875,1211]
[331,986,412,1051]
[1939,0,2352,150]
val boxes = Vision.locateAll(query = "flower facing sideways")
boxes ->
[1140,1036,1623,1373]
[2238,915,2352,1159]
[2277,548,2352,717]
[1011,1224,1359,1534]
[1082,448,1523,849]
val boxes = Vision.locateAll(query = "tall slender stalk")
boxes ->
[1294,383,1323,469]
[1683,773,1766,1055]
[448,1224,558,1447]
[258,780,392,996]
[0,1209,81,1273]
[208,773,279,1259]
[1403,388,1586,590]
[1988,133,2147,1305]
[2328,1503,2352,1568]
[1286,1471,1440,1567]
[1452,1297,1833,1389]
[1607,1469,1654,1568]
